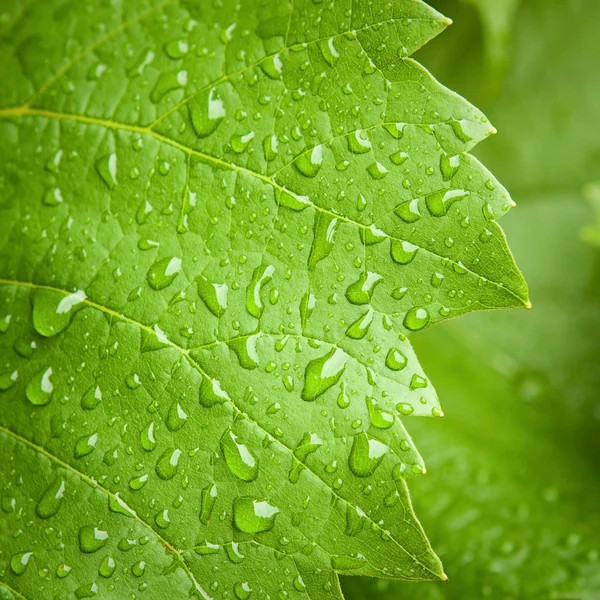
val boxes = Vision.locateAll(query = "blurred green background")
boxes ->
[341,0,600,598]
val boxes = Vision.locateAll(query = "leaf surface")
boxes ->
[0,1,526,599]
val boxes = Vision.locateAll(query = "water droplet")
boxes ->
[75,583,98,599]
[132,560,146,577]
[385,348,407,371]
[260,53,283,79]
[155,448,182,480]
[390,240,418,265]
[197,275,228,316]
[164,38,188,59]
[294,145,323,178]
[360,224,386,246]
[129,474,149,491]
[302,348,347,401]
[166,401,188,431]
[246,264,275,318]
[81,385,102,410]
[0,370,18,391]
[290,432,323,483]
[36,478,66,519]
[56,564,72,578]
[331,555,365,571]
[346,309,373,339]
[221,429,259,482]
[199,375,231,407]
[404,307,429,331]
[300,293,316,329]
[263,135,279,161]
[233,498,279,533]
[74,433,98,458]
[95,153,117,189]
[318,37,339,66]
[10,551,33,575]
[394,199,421,223]
[367,162,388,180]
[345,272,382,305]
[440,154,460,180]
[347,130,372,154]
[231,131,255,153]
[199,483,218,524]
[348,432,388,477]
[43,186,63,206]
[345,504,367,536]
[425,189,469,217]
[79,526,109,553]
[155,508,171,529]
[234,582,253,600]
[26,367,53,406]
[32,289,86,337]
[367,397,395,429]
[229,335,260,370]
[308,214,338,269]
[396,402,415,416]
[99,556,116,578]
[150,69,187,103]
[147,256,182,290]
[390,151,409,166]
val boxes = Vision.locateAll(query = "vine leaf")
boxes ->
[0,1,527,599]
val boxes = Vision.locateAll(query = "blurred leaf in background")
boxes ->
[342,0,600,598]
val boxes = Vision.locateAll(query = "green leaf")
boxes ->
[0,1,527,599]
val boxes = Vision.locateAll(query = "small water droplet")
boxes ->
[95,153,118,189]
[26,367,53,406]
[36,478,66,519]
[233,498,279,533]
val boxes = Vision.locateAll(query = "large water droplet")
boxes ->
[308,214,338,269]
[360,224,386,246]
[366,397,395,429]
[150,69,187,103]
[394,199,421,223]
[36,478,66,519]
[156,448,182,480]
[74,433,98,458]
[440,154,460,180]
[95,153,117,189]
[345,504,367,536]
[140,422,157,451]
[99,556,116,578]
[425,189,469,217]
[302,348,347,401]
[166,401,188,431]
[385,348,407,371]
[403,307,430,331]
[221,429,259,482]
[294,145,323,178]
[318,37,339,66]
[300,292,316,329]
[390,240,418,265]
[81,385,102,410]
[348,432,388,477]
[79,526,109,553]
[10,551,33,575]
[197,275,228,316]
[233,498,279,533]
[234,582,253,600]
[347,130,372,154]
[346,309,373,339]
[26,367,53,406]
[147,257,182,290]
[199,376,231,407]
[246,264,275,318]
[199,483,218,524]
[229,335,260,370]
[32,288,86,337]
[345,272,382,305]
[289,432,323,483]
